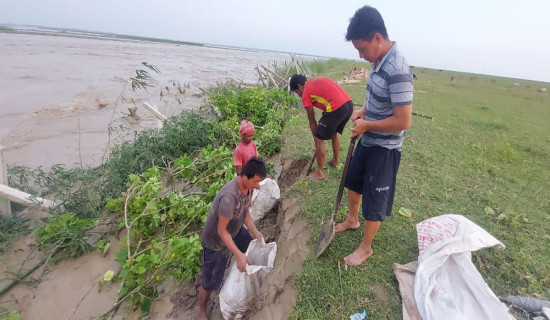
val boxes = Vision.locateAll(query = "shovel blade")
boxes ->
[315,220,335,257]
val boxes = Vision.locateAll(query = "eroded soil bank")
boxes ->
[0,157,312,320]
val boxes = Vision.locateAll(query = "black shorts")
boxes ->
[315,100,353,140]
[344,143,401,222]
[200,226,252,291]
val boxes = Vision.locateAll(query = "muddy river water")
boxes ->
[0,31,295,169]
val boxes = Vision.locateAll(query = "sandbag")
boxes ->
[219,239,277,319]
[414,214,514,320]
[250,178,280,221]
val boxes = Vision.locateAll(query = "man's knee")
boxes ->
[348,189,362,202]
[315,131,333,140]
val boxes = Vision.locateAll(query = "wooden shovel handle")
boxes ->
[332,137,357,221]
[305,151,316,177]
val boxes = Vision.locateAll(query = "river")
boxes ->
[0,31,295,169]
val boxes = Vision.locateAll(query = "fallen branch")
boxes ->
[352,103,433,119]
[412,112,433,119]
[198,86,211,95]
[68,275,101,320]
[0,259,45,296]
[143,103,167,122]
[260,65,280,88]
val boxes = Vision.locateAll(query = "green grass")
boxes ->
[282,65,550,319]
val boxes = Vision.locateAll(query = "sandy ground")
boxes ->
[0,31,294,169]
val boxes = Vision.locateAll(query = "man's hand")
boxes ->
[350,118,369,138]
[351,108,365,122]
[236,252,248,272]
[254,230,265,246]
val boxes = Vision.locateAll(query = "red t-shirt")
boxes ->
[233,141,258,167]
[302,78,351,112]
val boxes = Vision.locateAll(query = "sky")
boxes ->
[2,0,550,83]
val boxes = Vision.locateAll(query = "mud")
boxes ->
[0,233,123,320]
[371,283,391,307]
[277,157,312,192]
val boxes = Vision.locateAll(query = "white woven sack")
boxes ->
[249,178,280,221]
[219,239,277,319]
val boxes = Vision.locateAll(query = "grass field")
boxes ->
[281,59,550,319]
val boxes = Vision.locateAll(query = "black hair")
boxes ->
[241,156,267,179]
[345,5,388,41]
[289,74,307,91]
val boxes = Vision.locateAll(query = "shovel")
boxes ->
[305,151,316,177]
[314,137,357,257]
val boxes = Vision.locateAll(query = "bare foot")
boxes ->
[327,158,338,167]
[334,219,360,233]
[311,170,325,180]
[344,246,373,266]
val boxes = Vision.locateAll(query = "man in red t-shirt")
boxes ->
[289,74,353,180]
[234,120,259,175]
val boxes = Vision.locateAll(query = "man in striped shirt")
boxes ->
[335,5,414,266]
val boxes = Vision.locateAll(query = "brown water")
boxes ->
[0,32,293,169]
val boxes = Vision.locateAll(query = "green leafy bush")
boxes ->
[0,311,21,320]
[210,87,297,127]
[105,145,234,312]
[8,112,214,220]
[36,213,96,259]
[257,121,285,157]
[209,116,240,149]
[103,112,213,201]
[115,235,201,313]
[208,86,299,157]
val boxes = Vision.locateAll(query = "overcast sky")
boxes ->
[2,0,550,82]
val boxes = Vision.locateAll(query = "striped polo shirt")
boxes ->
[360,42,413,151]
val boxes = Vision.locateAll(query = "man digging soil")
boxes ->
[289,74,353,181]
